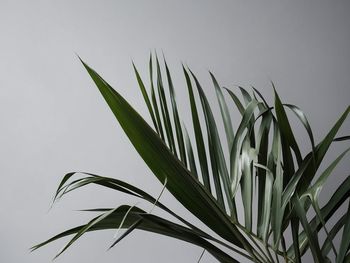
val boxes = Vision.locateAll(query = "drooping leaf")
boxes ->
[224,87,245,115]
[32,206,241,263]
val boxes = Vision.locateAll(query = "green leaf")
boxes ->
[273,86,302,165]
[334,135,350,142]
[210,72,234,148]
[290,216,301,263]
[337,199,350,263]
[302,147,350,202]
[132,62,158,131]
[270,122,283,247]
[183,123,198,179]
[288,175,350,258]
[297,106,350,195]
[182,66,211,192]
[284,103,315,154]
[239,86,256,147]
[321,214,346,257]
[54,172,207,235]
[240,134,256,231]
[164,57,187,165]
[252,87,269,108]
[274,88,300,194]
[230,100,260,198]
[32,206,240,263]
[293,196,324,263]
[239,86,253,106]
[189,69,233,214]
[155,55,177,154]
[224,87,245,115]
[80,58,249,250]
[255,104,273,239]
[149,54,164,139]
[254,163,273,242]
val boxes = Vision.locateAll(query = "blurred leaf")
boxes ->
[337,200,350,263]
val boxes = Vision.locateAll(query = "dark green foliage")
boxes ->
[33,55,350,262]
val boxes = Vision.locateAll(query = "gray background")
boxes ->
[0,0,349,262]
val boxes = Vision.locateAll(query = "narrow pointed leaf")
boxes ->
[337,200,350,263]
[33,206,240,263]
[210,72,234,148]
[293,196,324,263]
[270,123,283,247]
[155,55,177,154]
[133,63,158,130]
[298,106,350,194]
[288,175,350,258]
[284,103,315,153]
[190,69,233,212]
[256,104,273,238]
[80,59,248,248]
[149,54,164,139]
[183,66,211,192]
[230,100,260,197]
[240,135,255,231]
[164,58,187,164]
[183,123,198,179]
[254,163,273,242]
[224,87,245,115]
[321,214,346,257]
[239,86,256,147]
[273,86,302,164]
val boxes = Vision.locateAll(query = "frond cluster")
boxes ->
[33,55,350,263]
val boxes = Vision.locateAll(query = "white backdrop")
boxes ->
[0,1,349,262]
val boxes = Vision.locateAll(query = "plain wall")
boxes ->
[0,1,349,262]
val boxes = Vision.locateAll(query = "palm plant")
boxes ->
[32,54,350,263]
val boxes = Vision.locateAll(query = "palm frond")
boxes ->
[34,55,350,263]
